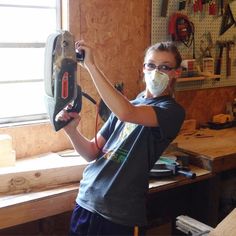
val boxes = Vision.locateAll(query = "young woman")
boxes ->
[58,41,185,236]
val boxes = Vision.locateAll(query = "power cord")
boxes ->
[82,92,102,151]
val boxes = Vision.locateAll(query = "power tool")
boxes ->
[44,30,95,131]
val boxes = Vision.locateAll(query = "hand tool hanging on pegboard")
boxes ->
[193,0,203,13]
[179,0,186,11]
[229,0,236,22]
[209,0,217,15]
[226,41,235,77]
[201,0,210,14]
[220,3,235,35]
[169,13,196,58]
[215,41,226,76]
[160,0,169,17]
[218,0,224,16]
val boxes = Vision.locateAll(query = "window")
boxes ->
[0,0,61,124]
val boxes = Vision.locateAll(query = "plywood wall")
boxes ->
[68,0,236,131]
[0,123,72,159]
[175,87,236,126]
[0,0,152,158]
[68,0,151,137]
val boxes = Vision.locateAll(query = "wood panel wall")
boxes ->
[68,0,151,138]
[68,0,236,133]
[175,87,236,127]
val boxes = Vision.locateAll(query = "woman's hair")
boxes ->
[144,41,182,68]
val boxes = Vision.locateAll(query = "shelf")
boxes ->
[177,74,221,83]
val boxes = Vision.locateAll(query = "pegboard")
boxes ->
[152,0,236,91]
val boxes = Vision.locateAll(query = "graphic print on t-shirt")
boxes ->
[103,122,138,164]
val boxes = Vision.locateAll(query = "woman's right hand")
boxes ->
[55,105,81,133]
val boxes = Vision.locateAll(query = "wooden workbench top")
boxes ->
[174,127,236,173]
[149,165,212,193]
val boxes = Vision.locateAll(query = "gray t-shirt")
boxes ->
[76,95,185,226]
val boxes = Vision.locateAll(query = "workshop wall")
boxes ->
[1,0,235,158]
[70,0,236,133]
[152,0,236,84]
[175,87,236,125]
[0,0,151,159]
[1,1,236,235]
[68,0,151,137]
[151,0,236,126]
[0,124,71,159]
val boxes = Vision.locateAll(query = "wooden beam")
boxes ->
[0,184,79,229]
[0,152,87,194]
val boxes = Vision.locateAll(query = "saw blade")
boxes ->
[53,31,76,71]
[44,30,77,97]
[44,30,80,131]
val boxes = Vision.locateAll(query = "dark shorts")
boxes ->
[69,204,146,236]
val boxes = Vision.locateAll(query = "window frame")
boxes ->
[0,0,62,126]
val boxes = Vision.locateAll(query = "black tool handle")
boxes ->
[160,0,169,17]
[179,0,186,11]
[226,42,232,77]
[215,44,224,75]
[67,89,82,113]
[76,50,85,62]
[54,86,82,131]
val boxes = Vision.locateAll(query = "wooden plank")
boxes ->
[174,128,236,172]
[0,164,211,229]
[209,208,236,236]
[0,184,79,229]
[0,152,88,194]
[174,128,236,159]
[176,74,222,83]
[177,76,205,82]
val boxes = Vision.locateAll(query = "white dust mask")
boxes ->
[144,70,169,97]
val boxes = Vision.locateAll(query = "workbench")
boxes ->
[1,127,236,231]
[148,127,236,231]
[171,127,236,228]
[174,127,236,173]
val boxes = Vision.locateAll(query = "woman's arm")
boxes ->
[58,112,106,162]
[76,41,159,127]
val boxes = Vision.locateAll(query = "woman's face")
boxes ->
[143,50,181,97]
[144,50,178,77]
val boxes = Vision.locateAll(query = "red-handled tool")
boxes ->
[226,41,235,77]
[215,41,225,76]
[209,0,216,15]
